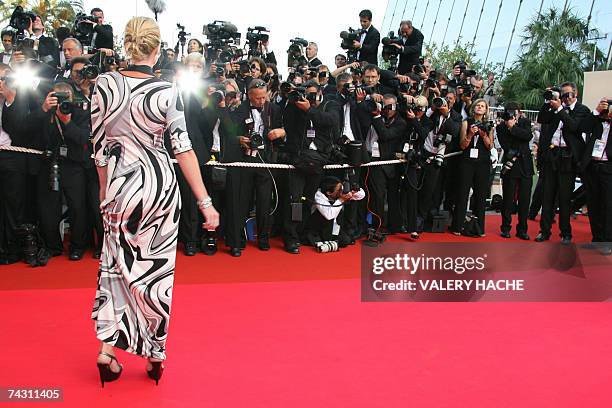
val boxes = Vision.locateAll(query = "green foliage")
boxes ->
[501,7,606,110]
[425,41,502,78]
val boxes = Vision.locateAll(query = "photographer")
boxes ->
[306,42,322,67]
[0,63,28,264]
[394,21,424,75]
[282,81,336,254]
[32,80,92,261]
[578,97,612,254]
[304,176,365,249]
[1,30,14,64]
[364,94,406,233]
[483,72,499,107]
[224,79,285,257]
[355,10,380,65]
[175,54,215,256]
[497,102,534,240]
[400,95,431,236]
[418,96,460,231]
[450,99,494,236]
[535,82,590,244]
[89,8,114,54]
[29,14,60,70]
[325,73,369,241]
[334,54,347,69]
[58,37,83,79]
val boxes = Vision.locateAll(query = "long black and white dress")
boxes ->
[91,71,192,360]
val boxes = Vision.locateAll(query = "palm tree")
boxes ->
[0,0,76,33]
[501,7,606,110]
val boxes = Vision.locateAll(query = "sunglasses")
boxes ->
[250,64,260,71]
[251,81,267,89]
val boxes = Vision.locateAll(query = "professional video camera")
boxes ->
[72,13,99,48]
[381,31,402,70]
[287,37,308,69]
[339,27,363,63]
[9,6,36,54]
[246,26,269,58]
[204,20,241,48]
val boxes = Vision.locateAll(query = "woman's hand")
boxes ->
[201,206,220,230]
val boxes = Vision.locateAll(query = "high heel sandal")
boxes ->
[147,360,164,385]
[97,351,122,388]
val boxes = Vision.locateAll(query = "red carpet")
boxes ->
[1,215,611,407]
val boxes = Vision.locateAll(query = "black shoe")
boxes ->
[183,242,197,256]
[500,232,511,239]
[230,247,242,257]
[560,236,572,245]
[69,249,84,261]
[146,360,164,386]
[97,352,122,388]
[284,244,300,254]
[93,249,102,259]
[535,233,550,242]
[258,239,270,251]
[516,232,530,241]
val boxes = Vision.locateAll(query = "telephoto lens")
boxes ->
[202,230,217,256]
[315,241,340,253]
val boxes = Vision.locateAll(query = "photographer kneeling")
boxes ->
[497,102,534,240]
[305,176,365,251]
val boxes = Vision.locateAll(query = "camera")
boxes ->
[43,150,60,192]
[287,37,309,68]
[543,87,561,102]
[9,6,37,54]
[204,20,241,44]
[52,92,72,115]
[209,86,225,106]
[340,27,363,63]
[315,240,340,253]
[432,97,448,110]
[475,120,494,134]
[431,133,453,167]
[287,86,307,103]
[80,63,100,80]
[500,109,518,121]
[246,26,269,44]
[381,31,402,70]
[248,130,265,150]
[342,169,360,194]
[72,13,99,47]
[501,148,519,177]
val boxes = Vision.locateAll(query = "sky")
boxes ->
[381,0,612,71]
[83,0,387,76]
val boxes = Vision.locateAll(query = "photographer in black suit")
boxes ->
[30,15,60,70]
[497,102,534,240]
[282,81,336,254]
[393,21,424,75]
[355,10,380,66]
[535,82,590,244]
[224,79,284,257]
[579,97,612,255]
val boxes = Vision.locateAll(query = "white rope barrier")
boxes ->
[0,145,45,155]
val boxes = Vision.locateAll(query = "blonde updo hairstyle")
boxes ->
[124,17,161,62]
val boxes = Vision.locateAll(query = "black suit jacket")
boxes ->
[307,57,322,68]
[496,117,534,177]
[358,25,380,65]
[224,101,284,162]
[282,102,336,157]
[397,29,424,75]
[579,113,612,172]
[37,35,60,69]
[537,102,591,165]
[182,92,210,166]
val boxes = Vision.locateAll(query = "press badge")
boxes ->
[59,145,68,158]
[371,142,380,158]
[402,143,410,153]
[592,139,606,158]
[306,128,316,139]
[470,148,479,159]
[332,219,340,235]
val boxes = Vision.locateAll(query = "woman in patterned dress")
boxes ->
[91,17,219,387]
